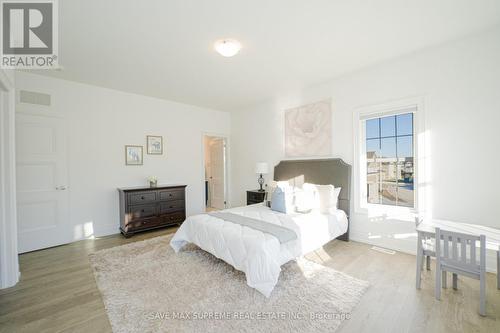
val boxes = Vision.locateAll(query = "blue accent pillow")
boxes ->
[271,186,291,213]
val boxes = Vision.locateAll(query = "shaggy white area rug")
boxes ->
[89,235,369,333]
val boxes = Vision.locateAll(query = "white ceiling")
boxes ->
[32,0,500,111]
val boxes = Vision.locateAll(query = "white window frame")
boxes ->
[353,97,426,216]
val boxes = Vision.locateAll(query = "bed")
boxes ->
[170,158,351,297]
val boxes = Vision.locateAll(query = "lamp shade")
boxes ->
[255,162,269,174]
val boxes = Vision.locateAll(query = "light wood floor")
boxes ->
[1,228,499,333]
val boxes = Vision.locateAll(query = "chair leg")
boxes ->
[435,264,441,300]
[442,271,447,289]
[497,250,499,290]
[479,271,486,316]
[416,250,423,289]
[416,233,423,289]
[452,273,458,290]
[426,255,431,271]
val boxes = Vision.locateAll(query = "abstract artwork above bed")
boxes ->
[284,99,332,157]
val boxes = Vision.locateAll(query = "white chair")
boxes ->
[416,217,435,289]
[435,228,486,316]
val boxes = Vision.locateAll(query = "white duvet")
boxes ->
[170,203,348,297]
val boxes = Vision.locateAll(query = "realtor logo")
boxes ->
[1,0,58,68]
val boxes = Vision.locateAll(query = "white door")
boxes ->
[209,138,226,209]
[16,113,71,253]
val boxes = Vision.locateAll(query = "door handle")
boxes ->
[55,186,67,191]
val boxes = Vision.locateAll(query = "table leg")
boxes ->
[416,232,422,289]
[497,249,499,290]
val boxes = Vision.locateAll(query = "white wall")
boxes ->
[231,27,500,269]
[15,72,230,241]
[0,69,19,288]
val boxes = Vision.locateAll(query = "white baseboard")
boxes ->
[70,223,119,243]
[94,224,120,238]
[349,228,416,255]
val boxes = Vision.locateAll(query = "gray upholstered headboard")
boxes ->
[273,158,351,241]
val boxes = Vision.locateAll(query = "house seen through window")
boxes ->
[365,112,414,207]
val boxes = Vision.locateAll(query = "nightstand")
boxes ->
[246,190,266,205]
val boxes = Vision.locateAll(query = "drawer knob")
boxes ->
[169,193,173,197]
[141,196,145,199]
[141,209,145,212]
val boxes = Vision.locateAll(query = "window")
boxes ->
[364,112,414,207]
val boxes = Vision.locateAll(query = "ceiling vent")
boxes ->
[19,90,51,106]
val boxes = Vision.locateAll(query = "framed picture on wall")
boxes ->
[125,145,143,165]
[147,135,163,155]
[284,99,332,157]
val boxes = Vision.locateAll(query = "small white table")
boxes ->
[416,219,500,289]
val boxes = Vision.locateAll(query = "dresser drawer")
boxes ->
[161,211,186,225]
[159,199,185,214]
[129,191,157,205]
[159,189,184,201]
[127,204,157,220]
[125,217,162,231]
[247,191,265,202]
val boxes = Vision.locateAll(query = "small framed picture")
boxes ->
[147,135,163,155]
[125,145,143,165]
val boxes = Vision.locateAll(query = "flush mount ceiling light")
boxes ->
[214,39,242,57]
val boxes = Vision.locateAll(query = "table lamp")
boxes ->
[255,162,268,192]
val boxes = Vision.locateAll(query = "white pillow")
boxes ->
[277,181,292,188]
[331,187,341,211]
[315,184,335,213]
[303,183,341,214]
[294,188,315,213]
[302,183,320,210]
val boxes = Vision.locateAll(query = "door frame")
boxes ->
[0,70,19,289]
[201,132,230,210]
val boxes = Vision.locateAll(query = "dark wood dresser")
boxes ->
[246,190,266,205]
[118,185,187,237]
